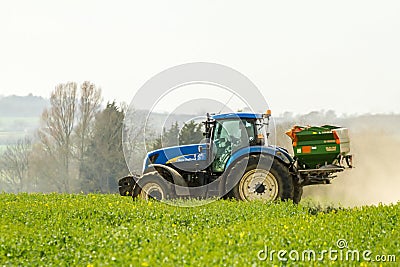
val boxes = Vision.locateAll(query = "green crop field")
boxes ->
[0,145,7,153]
[0,194,398,266]
[0,116,39,127]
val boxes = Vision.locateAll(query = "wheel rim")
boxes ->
[238,169,279,201]
[140,182,165,200]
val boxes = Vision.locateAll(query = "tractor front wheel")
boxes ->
[133,172,174,201]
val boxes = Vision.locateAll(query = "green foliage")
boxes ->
[151,121,203,150]
[179,120,203,145]
[81,102,129,193]
[0,194,398,266]
[150,122,180,150]
[150,134,163,151]
[165,122,180,147]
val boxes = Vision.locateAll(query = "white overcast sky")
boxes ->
[1,0,399,116]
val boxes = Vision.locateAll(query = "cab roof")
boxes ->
[211,112,263,120]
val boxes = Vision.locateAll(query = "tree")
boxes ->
[37,82,77,192]
[149,121,204,150]
[34,81,103,193]
[81,102,129,192]
[150,128,165,151]
[29,143,62,192]
[150,122,181,150]
[164,121,180,147]
[123,108,150,173]
[74,81,102,181]
[0,137,31,192]
[179,121,203,145]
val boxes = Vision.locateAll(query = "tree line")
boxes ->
[0,82,203,193]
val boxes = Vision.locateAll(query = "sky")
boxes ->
[1,0,400,116]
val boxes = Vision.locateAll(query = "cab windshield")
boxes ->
[212,119,265,172]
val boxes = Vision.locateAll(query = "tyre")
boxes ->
[228,155,294,202]
[133,171,174,201]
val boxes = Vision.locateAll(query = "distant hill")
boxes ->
[0,94,49,117]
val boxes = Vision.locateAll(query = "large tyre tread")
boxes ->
[227,154,294,202]
[132,171,174,200]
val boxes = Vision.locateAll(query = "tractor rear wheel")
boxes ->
[133,172,174,201]
[228,155,294,202]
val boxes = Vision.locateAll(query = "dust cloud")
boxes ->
[303,130,400,207]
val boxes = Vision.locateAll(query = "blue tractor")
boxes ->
[118,111,352,203]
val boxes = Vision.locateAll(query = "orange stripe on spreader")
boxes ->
[333,131,341,144]
[302,146,312,153]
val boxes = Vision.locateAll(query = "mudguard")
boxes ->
[144,164,189,196]
[225,145,294,169]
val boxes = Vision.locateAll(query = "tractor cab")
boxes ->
[205,112,270,173]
